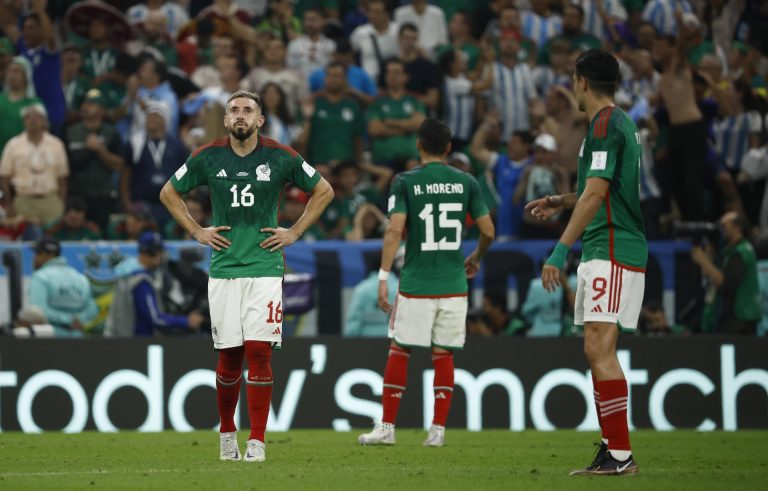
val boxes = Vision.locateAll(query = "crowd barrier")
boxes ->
[0,240,697,333]
[0,337,765,432]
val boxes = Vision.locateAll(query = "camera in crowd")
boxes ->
[671,221,720,246]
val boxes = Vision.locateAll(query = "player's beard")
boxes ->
[230,123,257,141]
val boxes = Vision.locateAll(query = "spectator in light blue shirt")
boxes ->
[27,236,98,337]
[309,38,377,102]
[344,250,403,337]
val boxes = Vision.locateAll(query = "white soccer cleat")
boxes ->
[358,423,395,445]
[423,425,446,447]
[243,439,266,462]
[219,432,241,461]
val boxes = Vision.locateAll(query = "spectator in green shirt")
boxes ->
[539,4,602,65]
[44,196,102,240]
[305,62,365,165]
[367,59,426,171]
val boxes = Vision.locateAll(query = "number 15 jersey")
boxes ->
[170,136,320,279]
[388,162,489,297]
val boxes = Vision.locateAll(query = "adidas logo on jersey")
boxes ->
[435,392,448,399]
[216,169,227,177]
[591,305,603,313]
[390,392,403,399]
[272,327,281,335]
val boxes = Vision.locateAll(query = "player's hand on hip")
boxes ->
[541,264,561,292]
[464,252,480,278]
[193,226,231,251]
[260,227,299,252]
[378,280,392,313]
[525,195,562,221]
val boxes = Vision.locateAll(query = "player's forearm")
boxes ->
[474,215,495,260]
[380,227,401,272]
[159,182,203,237]
[290,178,333,238]
[558,192,604,247]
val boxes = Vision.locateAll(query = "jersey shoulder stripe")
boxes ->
[593,105,615,139]
[190,136,229,158]
[259,135,299,158]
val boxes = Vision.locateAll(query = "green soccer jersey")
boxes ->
[577,106,647,270]
[367,94,425,164]
[308,95,364,164]
[388,162,489,296]
[170,136,321,279]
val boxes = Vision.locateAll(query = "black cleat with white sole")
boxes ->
[570,450,638,476]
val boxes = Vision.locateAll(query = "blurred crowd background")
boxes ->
[0,0,766,338]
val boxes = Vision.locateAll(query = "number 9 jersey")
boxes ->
[388,161,489,297]
[170,136,320,279]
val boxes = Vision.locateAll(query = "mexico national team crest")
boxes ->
[256,163,271,181]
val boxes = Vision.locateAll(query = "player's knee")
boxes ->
[216,346,244,380]
[389,341,411,354]
[245,340,272,365]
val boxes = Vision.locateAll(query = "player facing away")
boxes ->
[358,118,495,447]
[159,91,333,462]
[526,49,646,476]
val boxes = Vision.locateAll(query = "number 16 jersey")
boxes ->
[388,162,489,297]
[170,136,320,279]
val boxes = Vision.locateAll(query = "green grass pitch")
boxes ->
[0,430,766,490]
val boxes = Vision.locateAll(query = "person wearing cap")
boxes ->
[27,235,98,337]
[0,102,69,226]
[514,133,569,239]
[107,201,157,240]
[106,231,204,337]
[0,56,42,153]
[308,37,377,103]
[65,88,124,231]
[121,100,186,226]
[44,195,102,240]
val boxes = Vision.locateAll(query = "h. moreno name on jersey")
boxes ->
[413,183,464,195]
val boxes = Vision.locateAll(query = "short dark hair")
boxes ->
[574,49,620,96]
[399,23,418,36]
[418,118,452,156]
[511,130,535,146]
[565,3,585,19]
[226,90,263,112]
[728,213,751,238]
[326,61,346,73]
[66,196,87,212]
[335,37,352,54]
[332,160,359,176]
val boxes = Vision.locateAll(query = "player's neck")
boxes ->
[230,133,259,156]
[585,97,615,122]
[420,155,445,165]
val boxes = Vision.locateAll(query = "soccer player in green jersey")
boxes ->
[526,49,647,476]
[159,91,334,462]
[358,118,495,447]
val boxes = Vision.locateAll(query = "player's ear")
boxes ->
[257,114,266,128]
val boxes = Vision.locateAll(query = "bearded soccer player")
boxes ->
[160,91,333,462]
[358,118,495,447]
[526,49,646,476]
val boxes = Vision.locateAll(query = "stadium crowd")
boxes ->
[0,0,766,337]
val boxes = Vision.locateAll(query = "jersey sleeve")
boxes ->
[387,174,408,216]
[467,175,489,220]
[170,150,208,193]
[288,152,321,192]
[585,129,621,181]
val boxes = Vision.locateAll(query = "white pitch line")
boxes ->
[0,468,230,478]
